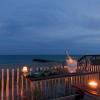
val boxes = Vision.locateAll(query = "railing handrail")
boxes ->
[28,72,100,81]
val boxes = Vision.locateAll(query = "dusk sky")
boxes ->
[0,0,100,55]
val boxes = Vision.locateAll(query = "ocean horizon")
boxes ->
[0,55,81,65]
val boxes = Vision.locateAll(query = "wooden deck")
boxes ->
[0,64,100,100]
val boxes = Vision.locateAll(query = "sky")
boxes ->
[0,0,100,55]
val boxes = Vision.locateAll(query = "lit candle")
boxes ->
[88,81,98,88]
[22,66,28,73]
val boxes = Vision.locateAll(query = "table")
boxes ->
[72,85,100,100]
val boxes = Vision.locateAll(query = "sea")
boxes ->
[0,55,82,68]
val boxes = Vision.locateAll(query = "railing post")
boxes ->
[21,74,24,98]
[96,65,98,72]
[68,77,71,94]
[47,79,51,98]
[30,81,33,100]
[1,69,4,100]
[12,69,14,100]
[39,81,42,98]
[95,65,96,72]
[91,65,92,72]
[97,66,99,72]
[92,65,94,72]
[17,69,19,97]
[99,65,100,72]
[51,79,54,98]
[63,78,66,96]
[6,69,9,100]
[26,78,28,98]
[58,78,61,97]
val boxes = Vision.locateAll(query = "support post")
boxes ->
[17,69,19,97]
[12,69,14,100]
[1,69,4,100]
[6,69,9,100]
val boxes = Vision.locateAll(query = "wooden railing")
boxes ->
[27,72,100,100]
[77,65,100,72]
[0,65,100,100]
[0,69,21,100]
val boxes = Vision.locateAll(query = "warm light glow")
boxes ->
[66,56,77,73]
[22,66,28,73]
[70,70,74,73]
[88,81,98,88]
[67,57,73,64]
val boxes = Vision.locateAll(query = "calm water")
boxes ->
[0,55,81,65]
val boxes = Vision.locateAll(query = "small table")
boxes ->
[72,85,100,100]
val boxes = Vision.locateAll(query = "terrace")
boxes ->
[0,55,100,100]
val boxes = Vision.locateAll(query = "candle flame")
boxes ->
[88,81,98,88]
[22,66,28,73]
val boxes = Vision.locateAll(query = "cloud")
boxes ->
[0,0,100,54]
